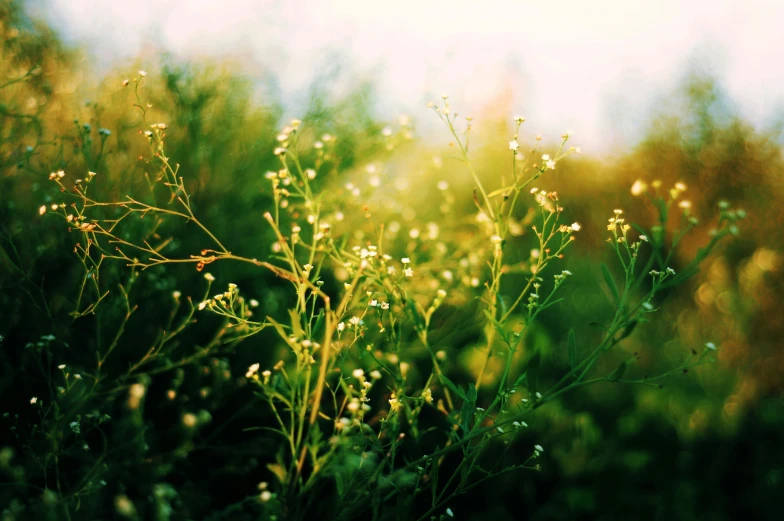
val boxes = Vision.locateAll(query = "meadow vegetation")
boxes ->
[1,2,783,520]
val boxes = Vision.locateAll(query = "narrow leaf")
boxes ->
[589,321,609,332]
[618,320,638,340]
[405,299,426,334]
[607,360,627,382]
[439,374,467,402]
[483,309,507,343]
[289,308,304,339]
[601,263,621,306]
[466,382,477,403]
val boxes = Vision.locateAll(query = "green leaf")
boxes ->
[460,390,476,435]
[483,309,507,343]
[618,320,638,340]
[589,321,609,332]
[289,308,305,338]
[266,316,296,348]
[607,360,627,382]
[601,263,621,307]
[405,298,427,334]
[567,328,577,369]
[312,310,325,338]
[267,462,287,484]
[466,382,477,403]
[439,374,467,402]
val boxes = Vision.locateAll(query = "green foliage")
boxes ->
[1,2,782,521]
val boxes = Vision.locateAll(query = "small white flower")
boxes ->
[380,302,390,310]
[509,140,519,151]
[204,273,216,282]
[30,397,38,404]
[352,368,365,379]
[705,342,717,350]
[401,257,411,264]
[38,205,46,215]
[446,508,454,517]
[404,268,414,277]
[534,444,544,452]
[631,179,647,196]
[570,222,581,232]
[260,490,272,502]
[370,370,382,380]
[535,392,542,399]
[541,154,550,161]
[546,160,556,170]
[138,70,147,77]
[337,322,345,332]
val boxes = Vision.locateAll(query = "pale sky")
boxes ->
[40,0,784,152]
